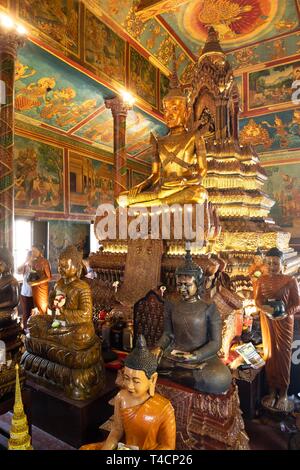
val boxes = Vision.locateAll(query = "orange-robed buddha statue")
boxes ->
[81,335,176,450]
[255,247,300,412]
[118,64,213,209]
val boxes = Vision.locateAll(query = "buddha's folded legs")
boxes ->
[159,356,232,394]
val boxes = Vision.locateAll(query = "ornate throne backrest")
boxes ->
[133,290,164,348]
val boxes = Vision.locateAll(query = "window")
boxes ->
[14,219,32,271]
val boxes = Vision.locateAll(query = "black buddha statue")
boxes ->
[152,249,232,394]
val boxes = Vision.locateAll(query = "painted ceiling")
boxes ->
[91,0,300,59]
[2,0,300,167]
[15,40,167,164]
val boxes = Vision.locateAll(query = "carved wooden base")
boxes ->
[27,371,117,448]
[156,378,249,450]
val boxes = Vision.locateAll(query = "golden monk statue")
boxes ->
[255,248,300,412]
[118,65,213,208]
[22,245,105,400]
[81,335,176,450]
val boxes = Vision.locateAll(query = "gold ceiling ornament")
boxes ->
[8,364,33,450]
[157,36,176,66]
[123,2,146,40]
[136,0,191,22]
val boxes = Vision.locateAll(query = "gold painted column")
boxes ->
[0,24,24,251]
[105,96,133,201]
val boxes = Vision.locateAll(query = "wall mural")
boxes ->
[69,152,114,215]
[249,60,300,110]
[264,162,300,237]
[49,220,90,273]
[18,0,79,56]
[84,8,126,85]
[14,135,64,213]
[240,109,300,153]
[129,46,157,107]
[15,41,104,132]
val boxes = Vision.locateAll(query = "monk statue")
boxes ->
[152,249,232,394]
[118,63,213,208]
[29,244,51,315]
[255,247,300,412]
[22,245,105,400]
[0,248,19,327]
[81,335,176,450]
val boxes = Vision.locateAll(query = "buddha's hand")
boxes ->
[262,304,274,315]
[151,346,163,361]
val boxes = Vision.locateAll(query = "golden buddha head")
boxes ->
[265,247,283,275]
[58,245,82,280]
[163,97,189,130]
[123,335,158,398]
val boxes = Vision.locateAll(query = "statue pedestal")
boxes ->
[27,370,118,448]
[156,378,249,450]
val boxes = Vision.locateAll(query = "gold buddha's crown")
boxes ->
[163,45,187,103]
[200,26,225,60]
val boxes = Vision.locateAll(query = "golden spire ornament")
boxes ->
[8,364,33,450]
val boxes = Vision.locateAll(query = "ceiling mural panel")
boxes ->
[18,0,80,56]
[227,31,300,72]
[74,107,167,160]
[16,42,105,132]
[84,8,126,85]
[161,0,299,53]
[129,46,157,107]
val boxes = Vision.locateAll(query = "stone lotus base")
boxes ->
[156,378,249,450]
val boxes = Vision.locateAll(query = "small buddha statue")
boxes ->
[255,247,300,412]
[23,245,104,400]
[118,61,213,208]
[248,248,265,295]
[152,249,232,394]
[0,248,19,326]
[80,335,176,450]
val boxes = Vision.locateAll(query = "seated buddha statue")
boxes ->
[152,249,232,394]
[255,247,300,412]
[118,66,214,208]
[0,248,19,327]
[22,245,105,400]
[81,335,176,450]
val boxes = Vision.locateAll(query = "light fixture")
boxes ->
[120,90,135,107]
[0,13,27,36]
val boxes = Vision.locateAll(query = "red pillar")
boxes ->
[105,96,132,201]
[0,28,24,252]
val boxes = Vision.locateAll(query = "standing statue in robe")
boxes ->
[255,247,300,412]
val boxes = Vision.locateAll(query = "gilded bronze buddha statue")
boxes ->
[22,245,105,400]
[152,250,232,394]
[118,65,213,208]
[81,335,176,450]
